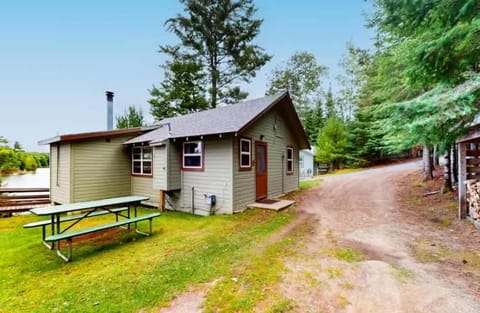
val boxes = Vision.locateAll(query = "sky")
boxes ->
[0,0,374,152]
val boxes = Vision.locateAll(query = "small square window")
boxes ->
[131,146,153,176]
[287,147,294,174]
[183,141,203,170]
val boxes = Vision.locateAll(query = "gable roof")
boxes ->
[124,92,310,149]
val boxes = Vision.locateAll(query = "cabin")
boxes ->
[299,149,315,178]
[39,92,310,215]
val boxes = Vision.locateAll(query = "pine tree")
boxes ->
[150,57,208,120]
[161,0,271,108]
[315,117,347,170]
[116,106,145,129]
[267,51,326,123]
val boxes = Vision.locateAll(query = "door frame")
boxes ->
[255,141,268,200]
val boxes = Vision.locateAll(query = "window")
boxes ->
[239,138,252,170]
[183,141,203,170]
[132,146,152,175]
[299,154,304,169]
[287,147,294,174]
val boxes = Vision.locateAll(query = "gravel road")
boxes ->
[290,160,480,313]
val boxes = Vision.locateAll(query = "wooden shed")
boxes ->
[457,117,480,220]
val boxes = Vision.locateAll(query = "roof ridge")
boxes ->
[153,92,285,125]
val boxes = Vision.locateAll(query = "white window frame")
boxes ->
[239,138,252,169]
[287,147,294,174]
[183,141,203,169]
[132,146,152,176]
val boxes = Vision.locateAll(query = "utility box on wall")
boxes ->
[205,194,216,206]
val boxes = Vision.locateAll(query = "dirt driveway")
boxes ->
[160,161,480,313]
[289,160,480,313]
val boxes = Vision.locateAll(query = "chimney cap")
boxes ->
[106,91,114,101]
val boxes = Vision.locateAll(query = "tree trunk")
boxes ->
[433,145,437,168]
[423,145,433,180]
[453,143,458,185]
[443,145,453,193]
[209,52,218,108]
[210,69,217,108]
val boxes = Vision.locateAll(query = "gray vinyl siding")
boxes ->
[233,108,299,210]
[153,142,181,192]
[153,146,167,190]
[71,136,132,202]
[167,141,181,190]
[50,143,71,204]
[131,176,159,207]
[167,137,233,215]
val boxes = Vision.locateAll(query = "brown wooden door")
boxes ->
[255,141,268,200]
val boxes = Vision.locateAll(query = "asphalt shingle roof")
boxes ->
[124,93,284,145]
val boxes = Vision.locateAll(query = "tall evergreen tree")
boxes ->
[266,51,327,123]
[324,86,337,118]
[13,141,23,151]
[150,56,208,120]
[304,99,325,145]
[316,116,347,170]
[116,106,145,129]
[161,0,271,108]
[362,0,480,179]
[336,42,371,121]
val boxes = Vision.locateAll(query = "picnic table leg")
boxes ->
[56,214,61,235]
[134,204,138,231]
[50,215,55,250]
[127,205,131,229]
[41,225,52,250]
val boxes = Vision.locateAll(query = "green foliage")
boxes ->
[315,117,347,169]
[344,109,386,166]
[267,51,327,121]
[161,0,271,108]
[304,99,324,145]
[375,74,480,152]
[0,137,48,173]
[150,56,209,120]
[336,42,372,121]
[13,141,23,151]
[115,105,145,129]
[324,86,337,118]
[360,0,480,161]
[267,51,329,146]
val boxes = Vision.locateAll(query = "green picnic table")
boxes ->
[26,196,160,262]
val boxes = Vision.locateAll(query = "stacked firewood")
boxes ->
[466,179,480,220]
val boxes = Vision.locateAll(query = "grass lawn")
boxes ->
[299,178,322,191]
[0,207,298,313]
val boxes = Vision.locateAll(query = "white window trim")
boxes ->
[183,141,203,169]
[239,138,252,169]
[287,147,294,174]
[132,146,152,175]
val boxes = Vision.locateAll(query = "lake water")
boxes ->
[1,168,50,188]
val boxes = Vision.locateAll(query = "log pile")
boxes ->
[465,180,480,220]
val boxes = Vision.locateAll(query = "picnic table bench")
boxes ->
[24,207,129,249]
[26,196,161,262]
